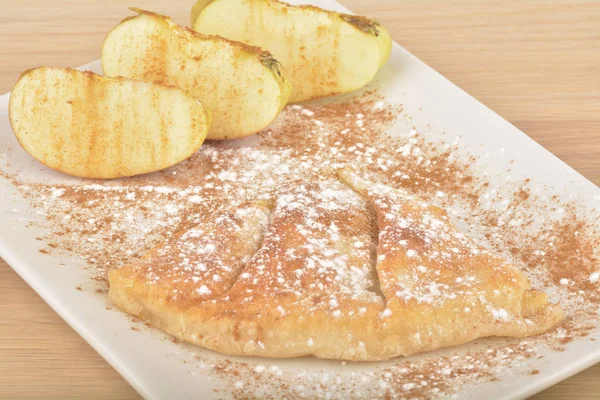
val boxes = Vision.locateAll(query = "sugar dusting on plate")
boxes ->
[1,90,599,399]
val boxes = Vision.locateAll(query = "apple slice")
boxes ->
[102,9,292,140]
[9,67,211,179]
[191,0,392,102]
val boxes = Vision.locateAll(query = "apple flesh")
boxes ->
[102,9,291,140]
[192,0,392,102]
[9,67,211,179]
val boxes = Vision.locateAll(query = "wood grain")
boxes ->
[1,0,599,398]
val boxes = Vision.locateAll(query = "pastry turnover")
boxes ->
[109,175,563,361]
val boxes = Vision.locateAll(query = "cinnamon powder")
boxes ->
[1,89,598,399]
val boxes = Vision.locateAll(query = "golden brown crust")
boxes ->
[109,175,563,361]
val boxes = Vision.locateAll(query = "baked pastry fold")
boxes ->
[109,175,563,361]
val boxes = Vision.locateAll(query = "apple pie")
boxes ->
[109,173,563,361]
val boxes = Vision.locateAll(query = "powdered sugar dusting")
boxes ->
[1,91,599,398]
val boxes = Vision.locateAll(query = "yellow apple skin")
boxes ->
[192,0,393,102]
[103,9,291,140]
[9,67,211,179]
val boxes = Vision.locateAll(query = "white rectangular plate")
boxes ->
[1,0,599,398]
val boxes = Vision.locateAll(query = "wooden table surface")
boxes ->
[1,0,599,398]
